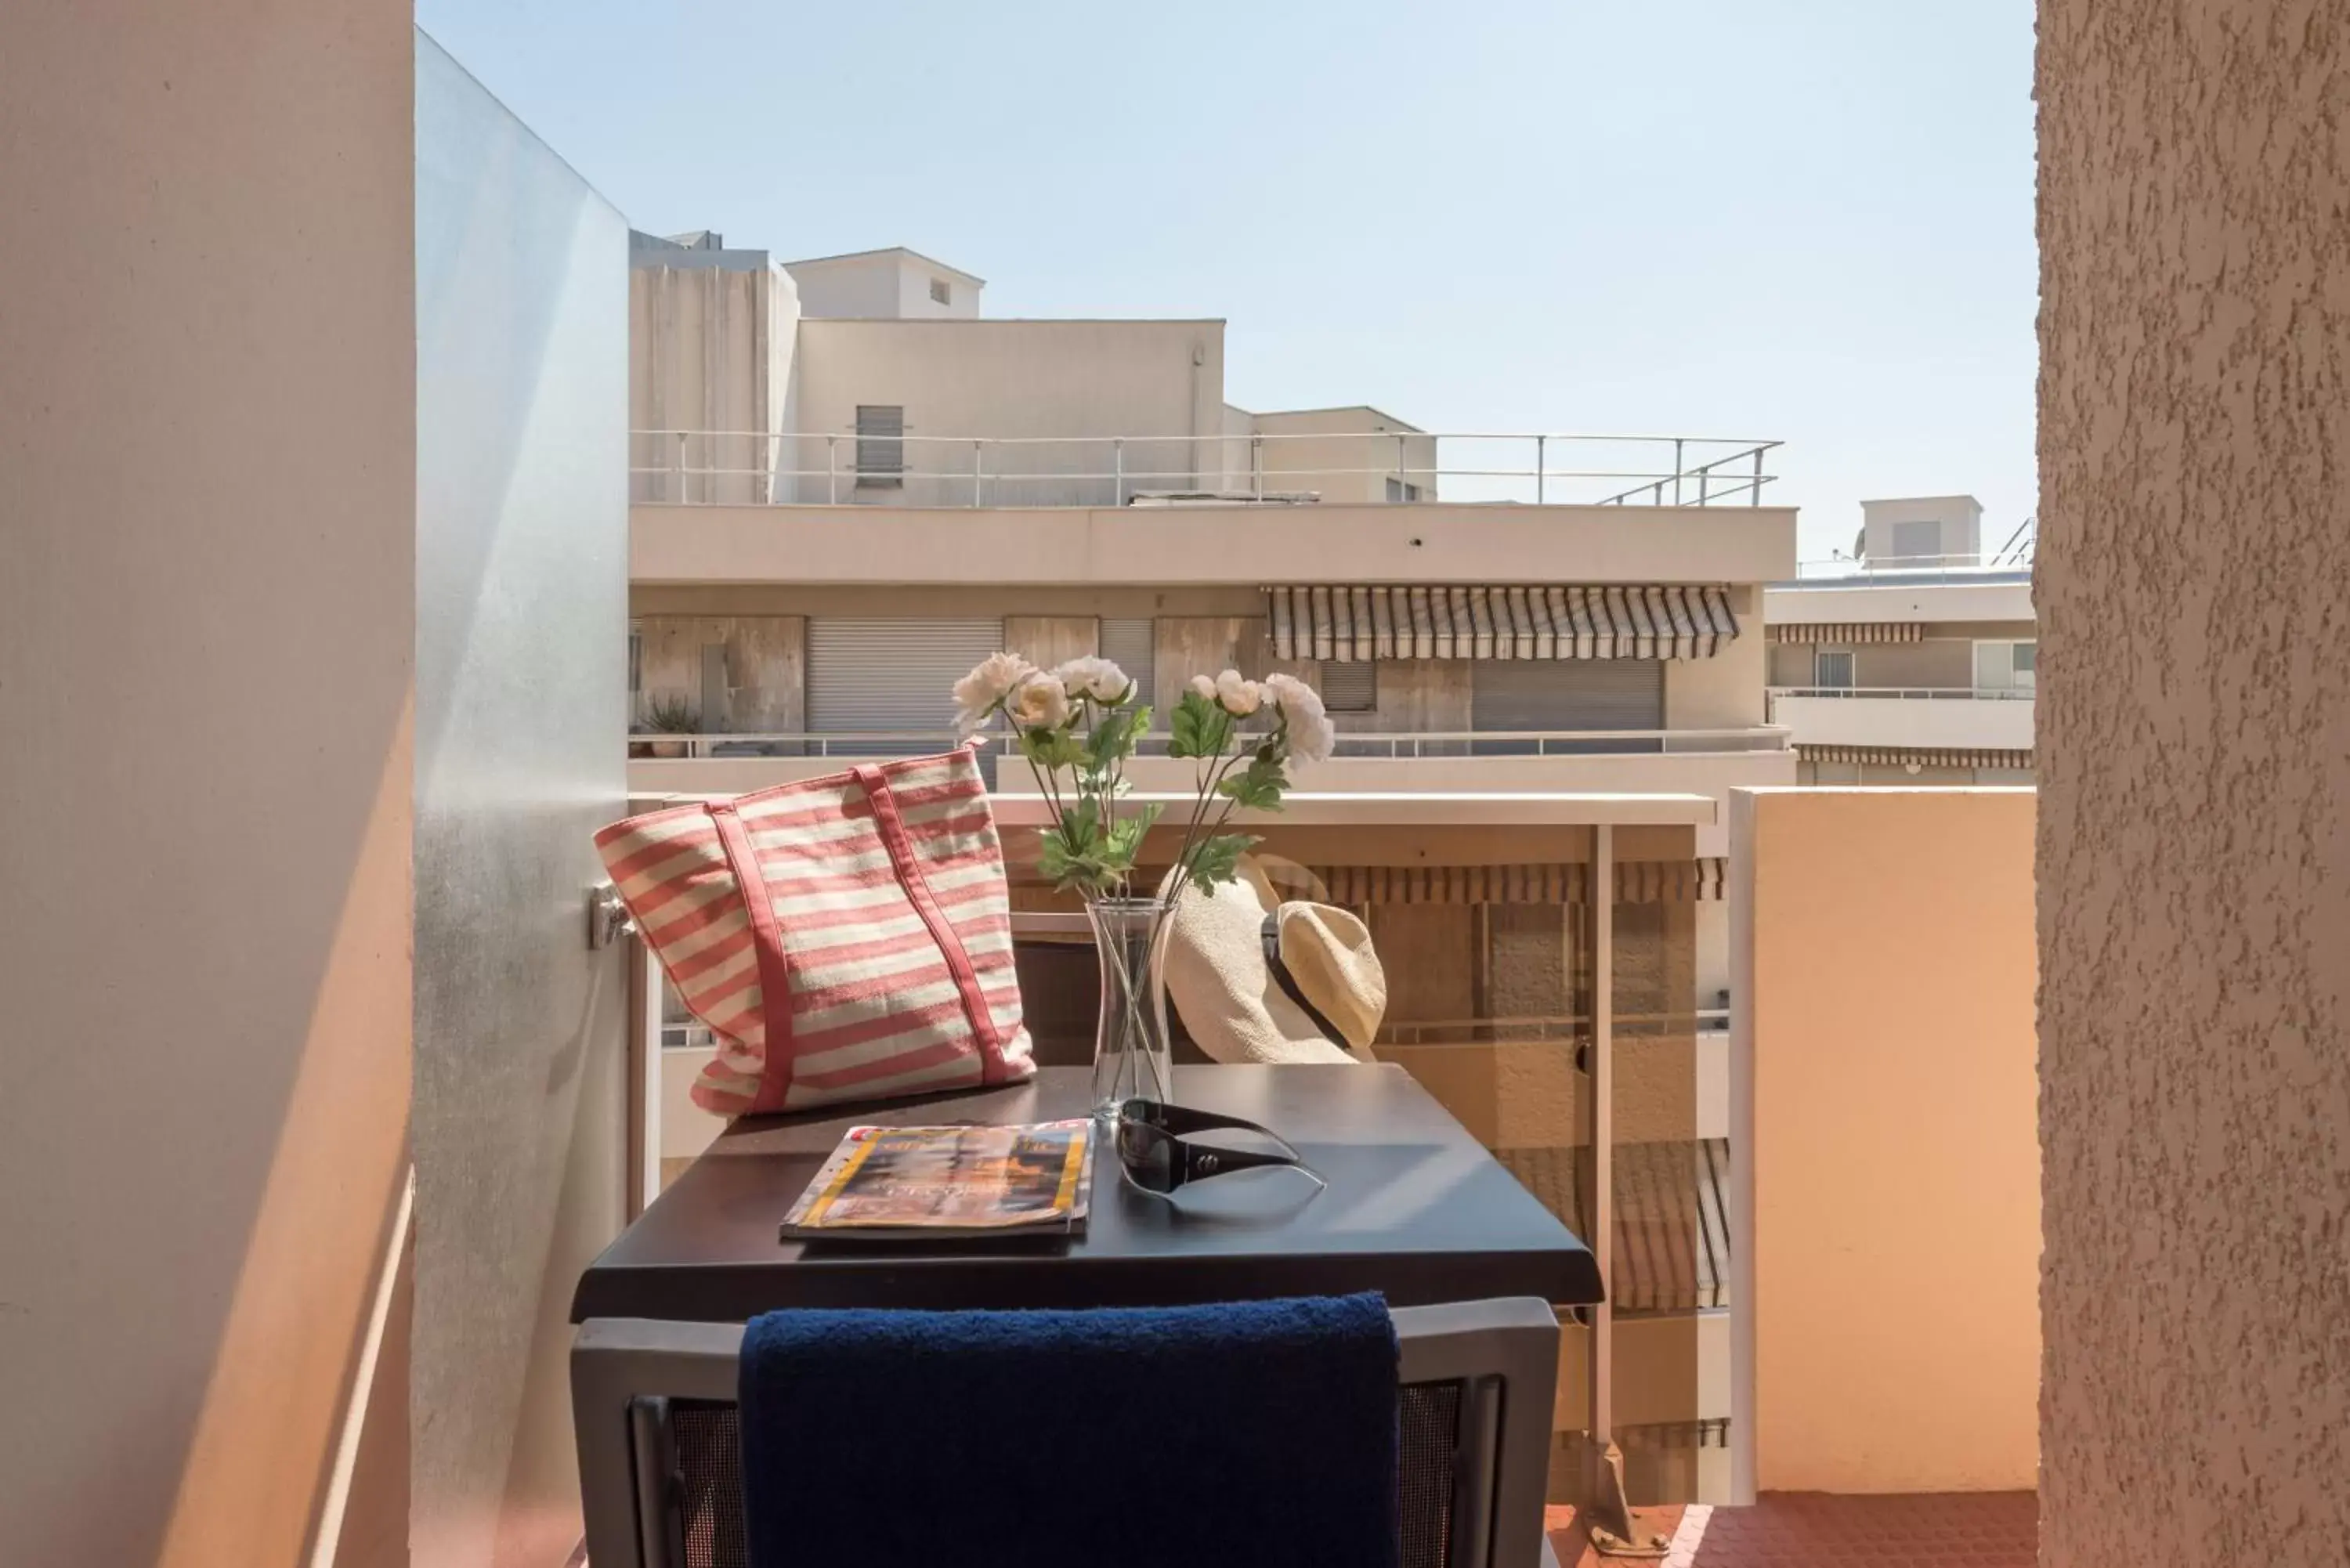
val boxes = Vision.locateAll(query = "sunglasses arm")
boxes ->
[1184,1142,1322,1187]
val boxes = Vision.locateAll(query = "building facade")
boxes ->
[1766,495,2036,785]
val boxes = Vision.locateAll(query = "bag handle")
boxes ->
[707,799,798,1109]
[851,764,1010,1085]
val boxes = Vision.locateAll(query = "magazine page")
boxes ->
[785,1121,1093,1234]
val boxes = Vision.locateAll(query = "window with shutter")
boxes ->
[805,619,1007,746]
[1319,660,1377,713]
[1890,518,1943,560]
[855,405,904,486]
[1099,618,1155,705]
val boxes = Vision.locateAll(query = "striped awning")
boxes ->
[1495,1138,1730,1314]
[1802,745,2034,770]
[1311,858,1726,906]
[1266,585,1740,662]
[1766,620,1922,644]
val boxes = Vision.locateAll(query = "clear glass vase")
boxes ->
[1086,892,1177,1118]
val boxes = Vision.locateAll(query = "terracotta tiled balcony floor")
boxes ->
[1546,1491,2037,1567]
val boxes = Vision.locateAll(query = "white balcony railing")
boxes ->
[629,727,1795,762]
[1767,686,2034,703]
[629,428,1782,509]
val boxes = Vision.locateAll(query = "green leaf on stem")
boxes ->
[1216,752,1290,811]
[1184,833,1258,891]
[1101,800,1166,876]
[1024,726,1086,771]
[1086,703,1144,768]
[1167,690,1235,759]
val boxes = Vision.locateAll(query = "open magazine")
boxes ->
[781,1121,1094,1241]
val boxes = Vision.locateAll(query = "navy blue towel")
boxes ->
[737,1293,1401,1568]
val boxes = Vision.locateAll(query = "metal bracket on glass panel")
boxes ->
[587,880,635,950]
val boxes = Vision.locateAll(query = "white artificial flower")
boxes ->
[1263,673,1336,763]
[1054,655,1133,704]
[1214,669,1264,716]
[1188,673,1218,700]
[953,651,1036,732]
[1007,671,1073,729]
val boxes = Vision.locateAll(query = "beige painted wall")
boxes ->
[1766,577,2034,627]
[1766,641,1817,687]
[1663,589,1767,728]
[1731,789,2038,1495]
[630,258,796,503]
[1771,692,2035,753]
[0,8,418,1567]
[1250,406,1441,504]
[1860,494,1983,562]
[1854,638,1977,688]
[2037,5,2350,1559]
[631,500,1801,587]
[790,318,1226,506]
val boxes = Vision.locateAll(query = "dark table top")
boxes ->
[571,1063,1601,1322]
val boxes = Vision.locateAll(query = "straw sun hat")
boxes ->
[1162,857,1386,1065]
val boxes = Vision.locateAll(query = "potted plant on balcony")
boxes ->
[638,692,700,760]
[953,654,1334,1114]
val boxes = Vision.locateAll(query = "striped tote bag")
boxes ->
[594,746,1034,1116]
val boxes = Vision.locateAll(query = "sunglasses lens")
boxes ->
[1116,1122,1176,1193]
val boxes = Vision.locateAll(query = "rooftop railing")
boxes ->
[1784,554,2035,584]
[628,428,1782,509]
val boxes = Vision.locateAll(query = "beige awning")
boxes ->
[1766,620,1922,644]
[1802,745,2034,769]
[1267,584,1741,662]
[1311,858,1726,906]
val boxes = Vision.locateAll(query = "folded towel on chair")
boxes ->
[737,1292,1401,1568]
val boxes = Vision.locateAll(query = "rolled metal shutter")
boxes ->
[806,618,1006,738]
[1099,618,1155,705]
[1471,659,1664,732]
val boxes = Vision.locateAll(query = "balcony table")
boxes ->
[571,1063,1601,1322]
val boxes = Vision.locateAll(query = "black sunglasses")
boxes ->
[1114,1099,1325,1195]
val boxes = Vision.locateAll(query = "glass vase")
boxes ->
[1086,892,1177,1118]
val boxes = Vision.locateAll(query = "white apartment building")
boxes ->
[1765,496,2037,784]
[624,231,1795,826]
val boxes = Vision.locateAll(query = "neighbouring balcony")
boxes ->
[623,726,1799,804]
[1765,687,2034,753]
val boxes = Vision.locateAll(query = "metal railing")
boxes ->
[628,428,1781,510]
[629,727,1795,761]
[1768,686,2034,703]
[1788,552,2034,583]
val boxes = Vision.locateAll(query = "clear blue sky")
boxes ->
[418,0,2037,561]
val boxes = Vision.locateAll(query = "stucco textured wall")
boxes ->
[2037,3,2350,1561]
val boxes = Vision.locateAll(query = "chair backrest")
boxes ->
[573,1297,1560,1568]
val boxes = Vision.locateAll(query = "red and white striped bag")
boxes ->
[594,746,1034,1116]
